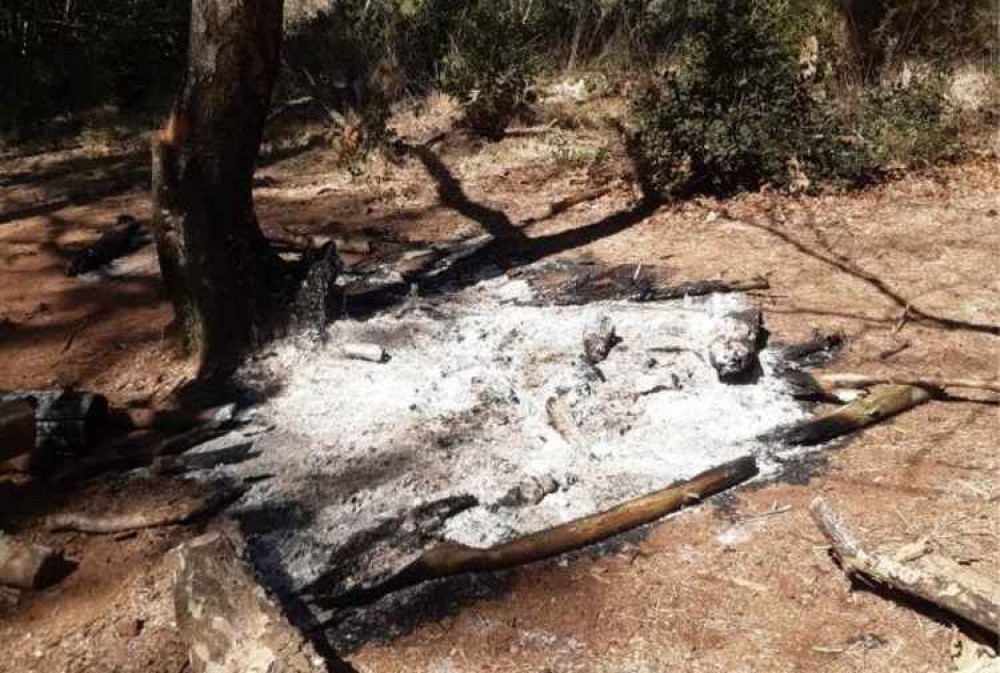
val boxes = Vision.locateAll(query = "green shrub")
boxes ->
[628,0,960,196]
[440,2,539,139]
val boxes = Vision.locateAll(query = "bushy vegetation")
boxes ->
[628,0,963,196]
[1,0,990,180]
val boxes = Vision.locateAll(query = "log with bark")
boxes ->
[0,533,69,590]
[317,455,758,608]
[768,384,933,446]
[811,498,1000,637]
[65,215,148,277]
[173,530,334,673]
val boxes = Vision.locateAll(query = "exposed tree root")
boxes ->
[318,455,758,608]
[811,498,1000,637]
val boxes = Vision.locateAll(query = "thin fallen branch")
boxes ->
[819,373,1000,394]
[43,486,243,534]
[319,455,758,608]
[771,384,933,446]
[811,498,1000,637]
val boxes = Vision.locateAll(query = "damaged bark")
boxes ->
[173,530,332,672]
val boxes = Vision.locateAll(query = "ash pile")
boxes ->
[202,261,819,640]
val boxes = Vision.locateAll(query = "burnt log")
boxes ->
[66,215,148,277]
[771,384,933,446]
[173,530,332,672]
[0,390,107,471]
[0,400,35,462]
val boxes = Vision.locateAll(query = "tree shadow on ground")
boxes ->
[730,214,1000,337]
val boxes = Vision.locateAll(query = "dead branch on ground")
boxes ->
[818,373,1000,394]
[770,384,933,446]
[811,498,1000,637]
[319,455,758,608]
[635,276,770,302]
[43,485,243,534]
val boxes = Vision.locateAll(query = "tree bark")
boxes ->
[173,530,332,673]
[151,0,285,373]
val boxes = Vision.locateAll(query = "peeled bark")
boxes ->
[173,531,332,673]
[151,0,285,373]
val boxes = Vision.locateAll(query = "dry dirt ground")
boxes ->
[0,94,997,673]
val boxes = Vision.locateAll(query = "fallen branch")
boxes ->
[174,530,334,672]
[0,533,67,589]
[770,384,933,446]
[818,373,1000,394]
[811,498,1000,637]
[44,486,243,534]
[635,276,770,302]
[319,455,758,608]
[50,418,238,485]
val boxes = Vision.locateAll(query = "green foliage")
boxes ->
[440,2,539,139]
[628,0,960,196]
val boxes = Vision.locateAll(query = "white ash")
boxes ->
[213,274,809,593]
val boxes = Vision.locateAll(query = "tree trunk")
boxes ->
[151,0,285,374]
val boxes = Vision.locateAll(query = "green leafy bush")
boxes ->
[440,2,539,139]
[628,0,960,196]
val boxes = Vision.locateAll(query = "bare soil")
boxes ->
[0,94,997,673]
